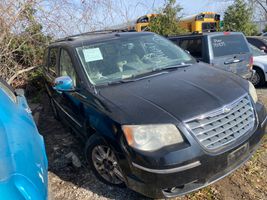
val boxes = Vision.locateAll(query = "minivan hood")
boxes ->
[99,63,249,124]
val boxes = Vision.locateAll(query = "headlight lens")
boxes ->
[122,124,184,151]
[249,81,258,103]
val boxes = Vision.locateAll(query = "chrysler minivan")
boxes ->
[43,31,266,198]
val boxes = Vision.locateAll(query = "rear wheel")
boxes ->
[251,67,265,87]
[85,134,125,187]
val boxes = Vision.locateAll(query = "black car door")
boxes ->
[44,47,59,102]
[56,47,86,136]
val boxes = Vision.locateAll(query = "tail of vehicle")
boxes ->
[209,32,253,79]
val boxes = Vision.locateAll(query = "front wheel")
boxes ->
[85,134,125,187]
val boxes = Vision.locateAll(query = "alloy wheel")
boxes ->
[251,72,260,86]
[91,145,124,185]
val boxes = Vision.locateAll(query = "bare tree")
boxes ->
[213,0,267,20]
[0,0,162,83]
[0,0,116,82]
[253,0,267,14]
[0,0,46,82]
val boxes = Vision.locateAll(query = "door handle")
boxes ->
[224,59,243,65]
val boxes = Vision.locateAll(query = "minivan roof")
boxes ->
[168,32,243,39]
[49,31,154,47]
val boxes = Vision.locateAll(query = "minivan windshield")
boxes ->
[76,34,194,85]
[211,34,250,57]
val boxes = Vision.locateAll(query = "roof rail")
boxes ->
[53,29,134,43]
[167,32,203,37]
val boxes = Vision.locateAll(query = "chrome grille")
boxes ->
[185,94,255,150]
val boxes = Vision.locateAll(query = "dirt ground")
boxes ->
[29,88,267,200]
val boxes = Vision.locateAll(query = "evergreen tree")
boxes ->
[149,0,186,36]
[223,0,258,35]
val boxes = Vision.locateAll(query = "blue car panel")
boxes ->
[0,80,48,200]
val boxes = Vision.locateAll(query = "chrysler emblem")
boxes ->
[222,106,231,114]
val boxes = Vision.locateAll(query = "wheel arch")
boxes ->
[84,115,124,154]
[253,64,267,81]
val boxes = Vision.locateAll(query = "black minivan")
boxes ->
[43,31,267,198]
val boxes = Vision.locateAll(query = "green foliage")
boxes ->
[223,0,258,36]
[263,24,267,33]
[148,0,186,36]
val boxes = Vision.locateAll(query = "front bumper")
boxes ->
[122,103,267,199]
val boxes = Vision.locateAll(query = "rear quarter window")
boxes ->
[210,34,250,57]
[48,47,58,76]
[179,38,203,59]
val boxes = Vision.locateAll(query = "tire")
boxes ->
[85,134,125,187]
[251,67,265,87]
[49,98,59,120]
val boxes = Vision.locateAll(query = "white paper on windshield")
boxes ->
[83,48,103,62]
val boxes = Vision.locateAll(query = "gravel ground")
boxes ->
[29,88,267,200]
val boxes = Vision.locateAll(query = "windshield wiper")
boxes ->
[104,78,136,85]
[98,64,192,86]
[154,64,192,72]
[103,71,170,86]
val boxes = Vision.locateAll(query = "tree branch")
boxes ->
[7,66,37,84]
[254,0,267,13]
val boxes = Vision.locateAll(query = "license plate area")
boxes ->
[228,143,249,166]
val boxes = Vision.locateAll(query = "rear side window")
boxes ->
[169,38,179,46]
[48,48,58,76]
[180,38,203,59]
[211,34,250,57]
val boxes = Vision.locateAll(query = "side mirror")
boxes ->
[53,76,75,92]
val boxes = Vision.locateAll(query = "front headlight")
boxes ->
[122,124,184,151]
[249,81,258,103]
